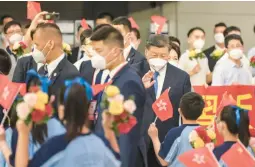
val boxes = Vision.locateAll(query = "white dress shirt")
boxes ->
[123,46,132,60]
[179,50,210,86]
[151,65,167,99]
[46,54,65,77]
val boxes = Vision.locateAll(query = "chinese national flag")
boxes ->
[222,141,255,167]
[178,147,220,167]
[27,1,41,20]
[151,15,167,34]
[128,17,139,29]
[81,18,90,30]
[152,88,173,121]
[92,81,112,96]
[216,91,236,116]
[0,81,20,110]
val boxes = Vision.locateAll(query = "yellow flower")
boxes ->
[213,49,224,57]
[34,91,48,111]
[207,129,216,140]
[108,101,124,115]
[189,50,196,58]
[105,85,120,97]
[193,137,205,148]
[62,43,71,55]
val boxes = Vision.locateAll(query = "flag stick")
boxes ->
[153,117,158,124]
[1,109,9,126]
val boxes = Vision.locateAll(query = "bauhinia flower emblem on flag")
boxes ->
[100,85,137,136]
[2,86,10,100]
[192,154,205,164]
[156,100,167,111]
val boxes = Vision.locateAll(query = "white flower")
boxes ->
[16,102,31,120]
[23,93,37,107]
[189,130,199,142]
[13,42,20,50]
[108,94,124,103]
[123,100,136,114]
[195,49,202,54]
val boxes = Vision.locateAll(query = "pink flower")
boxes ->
[24,93,37,107]
[123,100,136,114]
[16,102,31,120]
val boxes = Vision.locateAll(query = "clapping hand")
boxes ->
[142,71,156,89]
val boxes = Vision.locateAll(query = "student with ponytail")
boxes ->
[213,105,254,165]
[15,77,120,167]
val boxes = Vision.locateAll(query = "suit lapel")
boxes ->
[111,64,129,83]
[50,57,66,84]
[161,64,172,95]
[127,48,135,63]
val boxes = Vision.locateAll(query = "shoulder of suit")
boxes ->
[167,63,189,77]
[133,49,146,60]
[203,46,215,54]
[17,55,33,64]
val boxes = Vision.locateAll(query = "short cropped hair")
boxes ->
[224,34,244,48]
[90,25,124,48]
[146,34,171,51]
[112,16,132,32]
[0,14,14,25]
[96,12,114,22]
[80,29,93,45]
[0,49,11,75]
[223,26,241,37]
[179,92,205,120]
[131,28,141,39]
[30,23,62,40]
[187,27,205,37]
[4,21,21,34]
[215,22,227,28]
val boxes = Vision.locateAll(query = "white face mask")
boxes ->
[168,60,178,67]
[91,52,106,70]
[214,33,224,44]
[148,58,167,71]
[229,48,243,60]
[32,43,50,64]
[193,39,205,50]
[9,33,23,44]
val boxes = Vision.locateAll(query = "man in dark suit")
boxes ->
[112,17,148,77]
[137,35,191,167]
[204,22,227,72]
[91,25,146,167]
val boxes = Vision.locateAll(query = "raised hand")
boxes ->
[142,70,156,89]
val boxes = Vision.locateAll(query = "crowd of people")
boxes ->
[0,10,254,167]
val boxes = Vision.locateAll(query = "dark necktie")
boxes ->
[39,65,49,78]
[80,51,84,59]
[153,71,159,96]
[95,70,103,85]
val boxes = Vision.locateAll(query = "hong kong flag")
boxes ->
[128,17,139,29]
[216,91,236,116]
[151,15,167,34]
[27,1,41,20]
[81,18,90,30]
[222,141,255,167]
[178,147,220,167]
[152,88,173,121]
[92,81,112,97]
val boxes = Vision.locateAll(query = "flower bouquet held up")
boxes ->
[250,56,255,68]
[100,85,137,136]
[16,86,54,125]
[12,41,28,57]
[188,49,206,61]
[62,42,72,56]
[211,49,225,60]
[189,126,216,150]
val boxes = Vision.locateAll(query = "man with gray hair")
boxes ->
[137,34,191,167]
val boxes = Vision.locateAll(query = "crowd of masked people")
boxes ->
[0,11,254,167]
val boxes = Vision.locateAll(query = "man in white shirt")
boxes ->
[212,34,252,86]
[179,27,211,86]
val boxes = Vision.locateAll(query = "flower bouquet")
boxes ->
[100,85,137,136]
[188,49,206,61]
[62,42,72,56]
[211,49,225,60]
[250,56,255,68]
[189,126,216,150]
[16,86,54,125]
[12,41,28,57]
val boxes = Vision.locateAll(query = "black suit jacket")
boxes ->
[79,60,95,85]
[12,56,37,83]
[203,45,217,72]
[95,64,146,167]
[138,64,191,167]
[68,47,79,64]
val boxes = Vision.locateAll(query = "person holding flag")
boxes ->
[213,105,254,165]
[137,34,191,167]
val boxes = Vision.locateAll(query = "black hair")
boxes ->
[220,105,250,147]
[80,29,93,45]
[30,23,62,40]
[223,26,241,37]
[224,34,243,48]
[131,28,141,39]
[179,92,205,120]
[93,24,112,32]
[96,12,114,22]
[0,14,14,25]
[170,43,181,59]
[146,34,171,51]
[3,20,21,34]
[187,27,205,37]
[24,23,31,29]
[90,25,124,48]
[215,22,227,28]
[169,36,181,46]
[112,16,132,32]
[58,84,90,141]
[0,49,11,75]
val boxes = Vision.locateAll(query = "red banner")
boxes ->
[194,86,255,136]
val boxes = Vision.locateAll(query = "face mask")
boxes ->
[32,42,50,64]
[9,33,23,44]
[193,39,205,50]
[214,33,224,44]
[91,52,107,70]
[148,58,167,71]
[168,60,178,67]
[229,48,243,60]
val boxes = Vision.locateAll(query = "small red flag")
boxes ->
[92,81,112,96]
[178,147,220,167]
[0,75,9,91]
[214,121,224,146]
[27,1,41,20]
[128,17,139,30]
[216,91,236,116]
[0,82,20,110]
[152,88,173,121]
[81,18,90,30]
[151,15,167,34]
[222,141,255,167]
